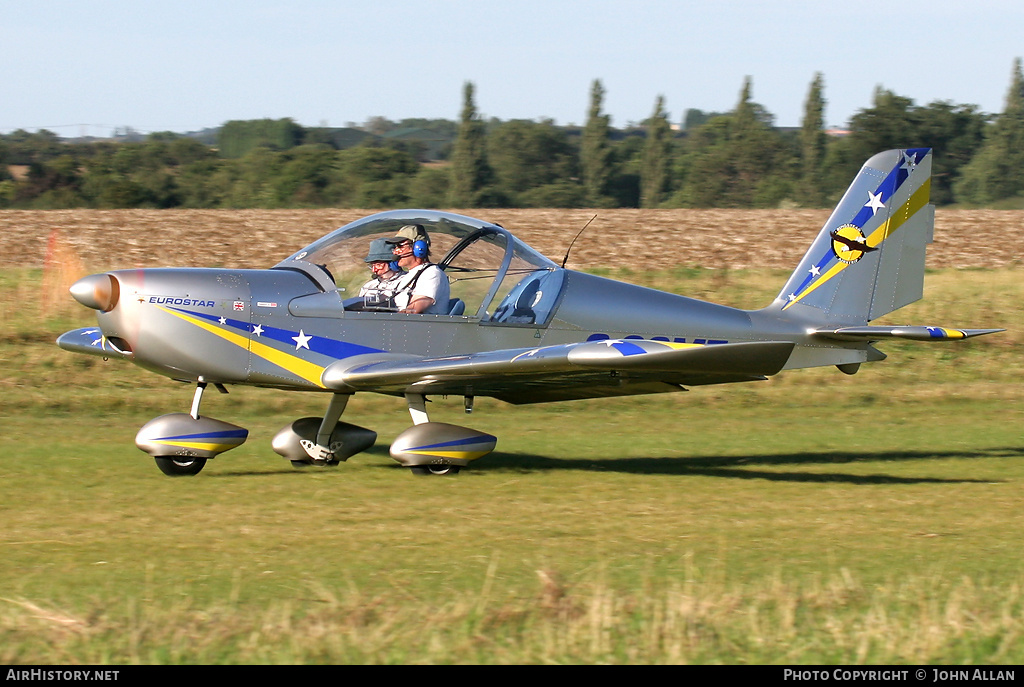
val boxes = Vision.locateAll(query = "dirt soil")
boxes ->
[1,208,1020,272]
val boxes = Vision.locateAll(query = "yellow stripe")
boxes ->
[784,261,846,308]
[864,178,931,246]
[247,338,326,388]
[783,179,931,311]
[158,306,326,388]
[655,342,704,351]
[406,449,492,461]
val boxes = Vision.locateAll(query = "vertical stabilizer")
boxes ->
[772,148,934,324]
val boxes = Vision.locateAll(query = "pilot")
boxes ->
[357,238,405,310]
[386,224,451,315]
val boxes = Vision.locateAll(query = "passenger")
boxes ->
[357,238,405,310]
[385,224,451,314]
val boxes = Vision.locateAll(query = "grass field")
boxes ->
[1,210,1022,664]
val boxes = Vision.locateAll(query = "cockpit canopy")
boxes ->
[273,210,566,325]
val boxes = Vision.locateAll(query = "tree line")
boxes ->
[2,60,1022,210]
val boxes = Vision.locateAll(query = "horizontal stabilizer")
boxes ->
[813,326,1004,342]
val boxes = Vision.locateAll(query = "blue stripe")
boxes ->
[174,307,249,331]
[169,306,383,359]
[412,436,490,451]
[156,429,249,441]
[611,341,647,356]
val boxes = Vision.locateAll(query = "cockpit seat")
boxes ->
[505,279,540,324]
[447,298,466,316]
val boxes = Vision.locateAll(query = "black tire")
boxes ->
[410,465,460,476]
[292,459,339,468]
[154,456,207,476]
[294,456,342,466]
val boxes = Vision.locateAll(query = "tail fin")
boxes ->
[773,148,934,325]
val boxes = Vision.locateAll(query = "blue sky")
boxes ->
[4,0,1022,137]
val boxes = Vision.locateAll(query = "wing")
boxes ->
[322,339,796,404]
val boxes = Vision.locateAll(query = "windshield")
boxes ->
[274,210,561,321]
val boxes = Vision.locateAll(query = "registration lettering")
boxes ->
[587,333,729,345]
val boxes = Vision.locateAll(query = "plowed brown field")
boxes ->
[1,208,1020,272]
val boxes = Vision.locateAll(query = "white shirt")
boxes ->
[393,263,450,314]
[357,270,404,308]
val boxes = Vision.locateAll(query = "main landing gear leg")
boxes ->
[405,393,429,425]
[271,393,377,468]
[302,393,350,464]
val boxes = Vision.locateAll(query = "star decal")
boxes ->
[864,191,885,215]
[809,265,821,277]
[292,330,312,350]
[252,324,264,337]
[901,151,918,172]
[218,316,227,324]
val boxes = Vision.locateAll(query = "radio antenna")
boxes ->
[561,214,597,268]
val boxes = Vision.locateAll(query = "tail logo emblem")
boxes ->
[830,225,876,264]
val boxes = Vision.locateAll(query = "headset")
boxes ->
[392,225,430,260]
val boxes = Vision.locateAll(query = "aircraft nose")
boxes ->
[70,273,121,312]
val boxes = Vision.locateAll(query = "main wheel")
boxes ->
[154,456,207,476]
[410,465,461,476]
